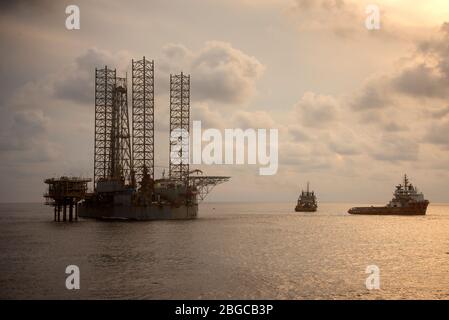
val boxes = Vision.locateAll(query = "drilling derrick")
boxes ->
[169,72,190,181]
[94,66,116,187]
[132,57,155,187]
[94,67,132,189]
[168,73,229,200]
[113,76,132,185]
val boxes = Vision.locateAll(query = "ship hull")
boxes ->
[348,201,428,216]
[78,202,198,220]
[295,206,317,212]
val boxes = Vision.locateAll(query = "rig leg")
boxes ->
[57,206,61,222]
[54,206,57,222]
[75,203,78,221]
[63,205,67,222]
[69,204,73,222]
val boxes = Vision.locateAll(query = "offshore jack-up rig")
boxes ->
[44,57,229,220]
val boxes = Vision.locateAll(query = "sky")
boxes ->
[1,0,449,203]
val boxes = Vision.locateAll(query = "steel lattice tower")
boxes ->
[94,68,132,188]
[113,77,132,185]
[94,66,116,187]
[132,57,155,186]
[169,72,190,180]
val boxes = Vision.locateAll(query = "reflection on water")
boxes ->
[0,202,448,299]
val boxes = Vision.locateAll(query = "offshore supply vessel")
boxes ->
[348,175,429,215]
[45,57,229,221]
[295,182,318,212]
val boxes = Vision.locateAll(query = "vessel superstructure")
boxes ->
[295,182,318,212]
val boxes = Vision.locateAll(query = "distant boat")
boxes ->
[295,182,318,212]
[348,174,429,215]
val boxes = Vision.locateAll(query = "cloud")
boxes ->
[289,0,359,38]
[280,141,334,171]
[53,48,132,105]
[0,0,55,15]
[424,120,449,148]
[191,103,224,129]
[344,21,449,165]
[0,110,59,163]
[369,134,419,162]
[382,121,408,132]
[427,105,449,119]
[387,23,449,100]
[160,41,265,105]
[288,126,311,142]
[392,64,448,98]
[294,92,338,127]
[328,130,361,155]
[350,77,392,110]
[280,23,449,169]
[232,110,276,128]
[287,0,427,44]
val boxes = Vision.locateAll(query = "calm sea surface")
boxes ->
[1,202,449,299]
